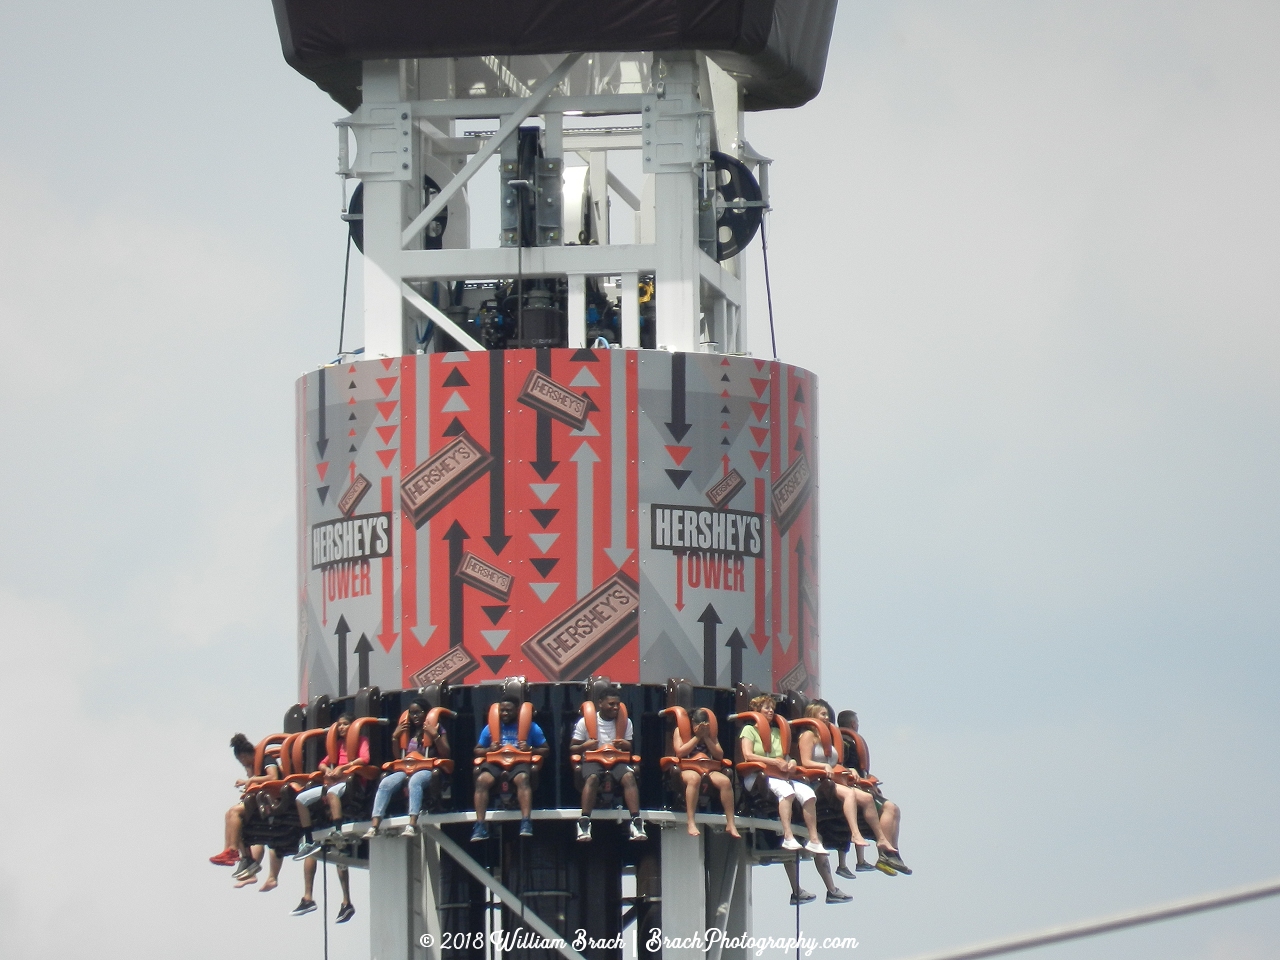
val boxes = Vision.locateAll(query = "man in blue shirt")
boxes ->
[472,697,549,840]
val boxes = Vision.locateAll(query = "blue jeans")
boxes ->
[372,769,434,819]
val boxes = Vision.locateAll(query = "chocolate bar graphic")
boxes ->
[455,551,514,602]
[516,369,590,431]
[779,660,811,696]
[706,468,746,510]
[521,573,640,681]
[410,645,480,687]
[800,574,819,617]
[770,452,813,535]
[400,433,493,528]
[337,473,372,517]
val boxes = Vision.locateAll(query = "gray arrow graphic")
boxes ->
[603,349,632,569]
[570,441,600,598]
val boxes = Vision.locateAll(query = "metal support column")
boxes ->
[358,60,412,358]
[647,52,705,352]
[370,836,414,960]
[661,827,707,960]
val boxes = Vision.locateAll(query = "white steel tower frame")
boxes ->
[339,52,759,359]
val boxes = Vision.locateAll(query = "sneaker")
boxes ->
[780,837,802,851]
[470,822,489,842]
[629,818,647,842]
[874,859,898,876]
[291,898,317,917]
[293,841,323,861]
[362,825,378,840]
[855,862,877,872]
[825,889,853,904]
[804,840,828,855]
[336,903,355,924]
[576,818,592,842]
[233,858,262,881]
[881,853,912,875]
[519,818,533,837]
[210,847,240,866]
[401,824,417,838]
[789,890,817,905]
[835,865,856,880]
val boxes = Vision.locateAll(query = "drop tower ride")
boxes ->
[270,3,839,959]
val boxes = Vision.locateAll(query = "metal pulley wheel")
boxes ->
[347,175,449,253]
[710,150,763,262]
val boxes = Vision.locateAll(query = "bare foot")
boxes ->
[877,840,899,855]
[686,824,701,837]
[234,876,258,889]
[851,835,871,847]
[726,826,741,839]
[259,878,278,893]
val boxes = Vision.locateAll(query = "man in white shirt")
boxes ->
[570,689,646,842]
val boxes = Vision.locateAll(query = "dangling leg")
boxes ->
[406,769,433,830]
[854,789,896,855]
[680,770,701,836]
[260,849,283,892]
[369,771,408,835]
[708,771,739,838]
[837,785,870,847]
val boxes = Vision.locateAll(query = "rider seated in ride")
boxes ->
[570,687,647,843]
[738,695,826,855]
[836,709,910,876]
[364,698,452,839]
[664,707,739,839]
[471,697,548,842]
[795,699,899,879]
[289,714,375,920]
[211,733,282,882]
[737,695,849,905]
[293,713,372,859]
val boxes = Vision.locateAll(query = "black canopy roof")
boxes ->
[271,0,836,112]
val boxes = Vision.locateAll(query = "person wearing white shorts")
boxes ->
[740,695,850,905]
[740,696,826,854]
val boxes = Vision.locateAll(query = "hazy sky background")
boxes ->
[0,2,1276,958]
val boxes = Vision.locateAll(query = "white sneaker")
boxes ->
[780,837,802,851]
[401,824,417,837]
[361,826,378,840]
[576,817,592,842]
[804,840,828,855]
[628,818,647,842]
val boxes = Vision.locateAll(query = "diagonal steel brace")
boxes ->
[401,54,582,248]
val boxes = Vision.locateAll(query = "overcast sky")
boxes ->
[1,2,1277,959]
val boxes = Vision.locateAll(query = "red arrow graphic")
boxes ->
[378,475,398,651]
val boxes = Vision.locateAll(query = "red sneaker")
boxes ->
[210,848,240,866]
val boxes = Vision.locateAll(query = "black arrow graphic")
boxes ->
[795,538,806,670]
[531,350,559,480]
[354,633,373,689]
[315,367,329,458]
[665,352,692,442]
[726,628,746,687]
[444,520,470,647]
[698,603,722,686]
[335,615,351,696]
[484,351,511,554]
